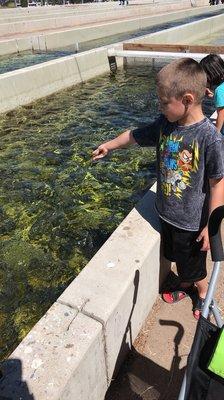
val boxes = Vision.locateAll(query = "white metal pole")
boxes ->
[108,49,224,61]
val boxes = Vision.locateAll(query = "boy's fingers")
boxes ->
[92,147,108,160]
[201,240,210,251]
[92,149,101,160]
[196,233,210,251]
[197,235,210,251]
[196,233,202,242]
[92,153,104,160]
[92,149,100,156]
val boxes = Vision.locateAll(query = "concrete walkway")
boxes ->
[106,226,224,400]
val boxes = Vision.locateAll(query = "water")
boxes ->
[0,8,223,74]
[0,50,74,75]
[0,66,158,360]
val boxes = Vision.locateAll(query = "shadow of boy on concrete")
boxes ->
[111,269,140,378]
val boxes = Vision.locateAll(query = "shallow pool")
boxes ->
[0,65,158,359]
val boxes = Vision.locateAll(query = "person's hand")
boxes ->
[205,88,214,98]
[196,226,210,251]
[92,144,109,160]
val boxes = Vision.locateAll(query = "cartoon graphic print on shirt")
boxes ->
[159,132,199,198]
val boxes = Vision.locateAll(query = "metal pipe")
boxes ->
[202,262,221,319]
[211,300,223,328]
[108,49,224,61]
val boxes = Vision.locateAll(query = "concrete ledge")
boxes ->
[0,303,107,400]
[125,10,224,46]
[0,5,220,55]
[0,184,170,399]
[43,5,222,51]
[0,0,202,36]
[0,45,122,113]
[0,12,224,114]
[58,187,163,380]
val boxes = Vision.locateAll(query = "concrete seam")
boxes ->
[30,36,34,53]
[57,299,79,312]
[58,298,110,383]
[81,309,110,385]
[44,35,47,52]
[15,39,19,54]
[74,56,83,83]
[57,297,90,312]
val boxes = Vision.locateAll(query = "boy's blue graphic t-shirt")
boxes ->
[132,116,224,231]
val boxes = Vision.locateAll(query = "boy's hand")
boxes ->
[92,144,109,160]
[196,226,210,251]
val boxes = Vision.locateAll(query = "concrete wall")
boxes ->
[0,185,170,400]
[0,0,208,23]
[0,4,220,55]
[0,12,223,114]
[127,9,224,45]
[0,44,122,113]
[0,1,193,36]
[42,5,219,51]
[34,5,222,51]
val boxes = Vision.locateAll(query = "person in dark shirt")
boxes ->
[92,58,224,319]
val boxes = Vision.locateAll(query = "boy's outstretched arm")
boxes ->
[197,177,224,251]
[92,129,136,161]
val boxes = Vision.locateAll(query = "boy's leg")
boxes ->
[195,276,208,299]
[160,220,208,316]
[160,220,196,303]
[174,226,208,318]
[193,277,208,319]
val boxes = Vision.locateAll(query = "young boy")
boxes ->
[92,58,224,319]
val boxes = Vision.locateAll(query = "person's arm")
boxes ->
[214,85,224,132]
[92,129,136,160]
[197,177,224,251]
[205,87,214,98]
[216,107,224,133]
[92,116,164,161]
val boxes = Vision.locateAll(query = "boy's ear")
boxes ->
[182,93,194,106]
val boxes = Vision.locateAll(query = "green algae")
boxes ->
[0,67,157,359]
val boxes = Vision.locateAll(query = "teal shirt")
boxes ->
[214,82,224,135]
[214,82,224,108]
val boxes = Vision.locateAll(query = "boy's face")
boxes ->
[157,92,186,123]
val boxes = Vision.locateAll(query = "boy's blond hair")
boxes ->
[156,58,207,104]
